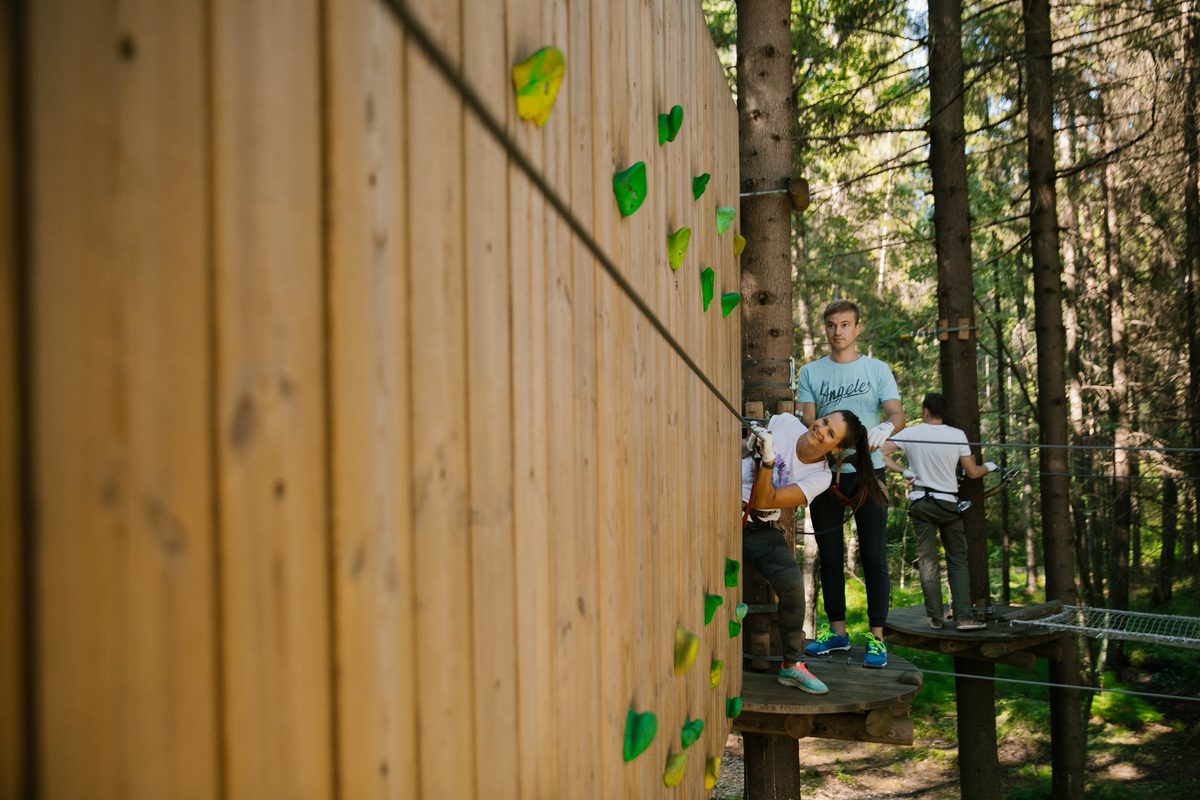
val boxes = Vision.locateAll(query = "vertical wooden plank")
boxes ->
[403,1,475,798]
[505,1,553,797]
[325,3,415,797]
[539,0,577,795]
[29,1,219,797]
[460,0,519,796]
[589,0,628,795]
[211,0,331,796]
[0,1,22,794]
[557,0,602,793]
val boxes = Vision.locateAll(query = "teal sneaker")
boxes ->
[804,624,851,656]
[863,632,887,668]
[778,661,829,694]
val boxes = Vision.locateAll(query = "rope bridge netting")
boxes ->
[1013,606,1200,650]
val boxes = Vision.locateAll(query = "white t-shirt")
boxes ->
[741,413,833,521]
[890,422,971,502]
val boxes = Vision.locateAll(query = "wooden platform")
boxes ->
[734,649,922,745]
[884,604,1068,669]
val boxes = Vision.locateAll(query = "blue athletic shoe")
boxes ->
[778,661,829,694]
[804,624,851,656]
[863,632,888,668]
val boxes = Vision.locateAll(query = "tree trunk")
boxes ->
[929,0,990,617]
[1100,112,1131,640]
[995,289,1011,606]
[1183,2,1200,540]
[739,0,795,412]
[1023,1,1086,797]
[738,2,800,796]
[929,6,1000,797]
[1155,477,1177,606]
[743,733,801,800]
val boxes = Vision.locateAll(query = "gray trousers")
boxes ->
[908,496,971,621]
[742,520,806,663]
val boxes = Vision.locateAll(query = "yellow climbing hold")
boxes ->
[674,624,700,675]
[512,46,565,127]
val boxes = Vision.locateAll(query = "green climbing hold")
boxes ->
[704,593,723,624]
[511,46,565,127]
[612,162,647,218]
[715,206,736,235]
[724,558,739,588]
[728,620,741,638]
[663,752,688,787]
[721,293,742,318]
[726,696,743,719]
[658,104,684,144]
[692,173,710,200]
[667,227,691,271]
[623,707,657,762]
[709,659,724,689]
[700,267,715,312]
[705,756,722,791]
[680,719,705,750]
[734,602,749,622]
[674,623,700,676]
[733,232,746,257]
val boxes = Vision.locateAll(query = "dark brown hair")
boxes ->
[823,299,861,324]
[831,409,888,507]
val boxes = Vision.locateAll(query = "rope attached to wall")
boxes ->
[379,0,745,422]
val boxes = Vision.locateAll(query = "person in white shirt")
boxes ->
[742,410,880,693]
[881,393,996,631]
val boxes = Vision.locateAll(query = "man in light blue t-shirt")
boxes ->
[797,299,905,668]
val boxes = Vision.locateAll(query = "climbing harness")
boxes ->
[905,466,1022,513]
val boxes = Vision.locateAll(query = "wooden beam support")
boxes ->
[737,709,914,746]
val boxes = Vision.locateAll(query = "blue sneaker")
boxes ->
[863,632,887,668]
[804,624,851,656]
[778,661,829,694]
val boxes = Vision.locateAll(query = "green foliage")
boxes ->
[1090,672,1163,730]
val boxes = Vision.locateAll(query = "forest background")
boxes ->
[701,0,1200,797]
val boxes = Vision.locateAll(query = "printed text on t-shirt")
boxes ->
[817,377,873,409]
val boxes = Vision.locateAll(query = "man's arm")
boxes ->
[959,454,997,480]
[881,398,905,434]
[880,442,906,474]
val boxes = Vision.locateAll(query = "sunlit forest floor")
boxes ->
[712,572,1200,798]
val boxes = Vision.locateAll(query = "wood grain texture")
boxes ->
[325,2,416,797]
[212,0,331,795]
[15,2,741,797]
[29,1,219,796]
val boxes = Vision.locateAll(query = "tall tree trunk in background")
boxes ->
[739,0,795,414]
[1061,100,1094,605]
[1156,477,1177,606]
[994,289,1012,605]
[1023,1,1085,797]
[1184,2,1200,538]
[1100,112,1131,644]
[928,3,999,796]
[737,2,800,796]
[1021,424,1038,595]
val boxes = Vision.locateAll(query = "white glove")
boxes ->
[984,461,998,473]
[749,423,776,463]
[902,468,916,481]
[867,421,894,449]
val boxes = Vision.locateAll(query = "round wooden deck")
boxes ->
[884,603,1068,669]
[735,649,922,744]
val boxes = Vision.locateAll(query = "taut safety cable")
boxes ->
[889,438,1200,454]
[379,0,744,422]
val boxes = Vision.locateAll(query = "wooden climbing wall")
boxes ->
[1,0,743,798]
